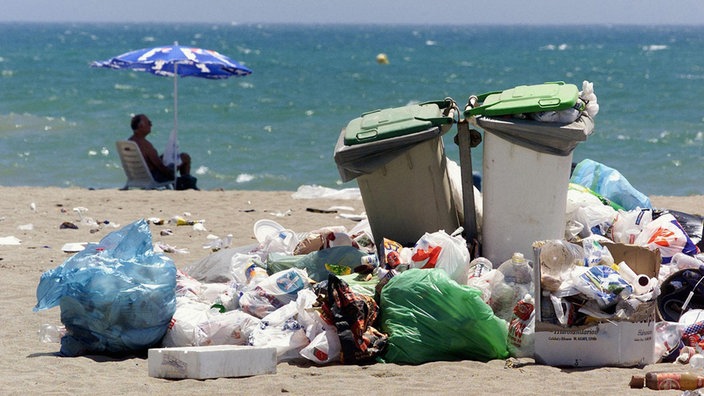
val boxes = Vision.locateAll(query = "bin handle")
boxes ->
[415,98,457,125]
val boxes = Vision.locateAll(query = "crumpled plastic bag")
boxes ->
[183,244,259,283]
[609,208,653,245]
[410,230,471,284]
[239,268,311,318]
[162,298,261,347]
[290,246,367,282]
[570,158,651,211]
[565,183,618,241]
[380,268,509,364]
[250,289,322,362]
[634,213,699,264]
[34,219,177,356]
[571,265,632,309]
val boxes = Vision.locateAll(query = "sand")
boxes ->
[0,186,700,395]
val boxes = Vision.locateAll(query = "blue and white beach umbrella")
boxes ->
[91,43,252,167]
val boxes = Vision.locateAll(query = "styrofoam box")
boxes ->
[148,345,277,379]
[532,241,661,368]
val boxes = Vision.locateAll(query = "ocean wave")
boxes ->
[642,44,668,51]
[0,113,73,134]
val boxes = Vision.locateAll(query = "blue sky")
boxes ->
[3,0,704,25]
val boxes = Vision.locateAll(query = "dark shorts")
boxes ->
[151,169,173,183]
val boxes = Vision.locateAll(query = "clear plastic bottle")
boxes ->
[492,253,534,320]
[468,257,493,279]
[654,321,684,362]
[497,253,534,291]
[38,324,66,343]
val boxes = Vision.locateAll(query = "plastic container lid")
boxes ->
[465,82,579,117]
[343,100,453,146]
[253,219,286,243]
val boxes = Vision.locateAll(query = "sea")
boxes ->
[0,23,702,196]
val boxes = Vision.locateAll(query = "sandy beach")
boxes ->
[0,186,700,395]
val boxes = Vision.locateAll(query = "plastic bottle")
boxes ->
[492,253,534,320]
[38,324,66,343]
[468,257,493,279]
[630,372,704,390]
[654,321,685,362]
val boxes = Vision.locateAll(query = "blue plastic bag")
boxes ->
[570,158,651,211]
[34,219,177,356]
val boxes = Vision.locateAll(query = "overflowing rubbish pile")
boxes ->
[33,166,704,369]
[31,80,704,377]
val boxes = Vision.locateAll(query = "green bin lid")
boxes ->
[465,81,579,117]
[343,100,453,146]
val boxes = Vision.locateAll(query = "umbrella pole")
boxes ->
[173,63,178,180]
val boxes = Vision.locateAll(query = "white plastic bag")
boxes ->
[161,298,211,347]
[184,249,261,284]
[565,184,618,240]
[634,213,699,263]
[609,208,653,245]
[240,268,311,318]
[250,290,322,362]
[197,310,261,346]
[299,327,341,364]
[249,301,310,361]
[446,158,483,233]
[411,230,470,284]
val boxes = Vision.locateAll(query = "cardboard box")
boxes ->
[148,345,277,379]
[532,240,661,367]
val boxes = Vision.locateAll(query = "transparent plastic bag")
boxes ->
[571,265,632,309]
[570,159,651,211]
[239,268,311,318]
[34,219,177,356]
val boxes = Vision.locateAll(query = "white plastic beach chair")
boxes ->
[115,140,175,190]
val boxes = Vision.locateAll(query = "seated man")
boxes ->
[129,114,197,189]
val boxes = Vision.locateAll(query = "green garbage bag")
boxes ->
[380,268,509,364]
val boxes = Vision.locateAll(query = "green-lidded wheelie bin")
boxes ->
[463,81,594,266]
[334,99,460,251]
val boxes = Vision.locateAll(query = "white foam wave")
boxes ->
[236,173,255,183]
[642,44,668,51]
